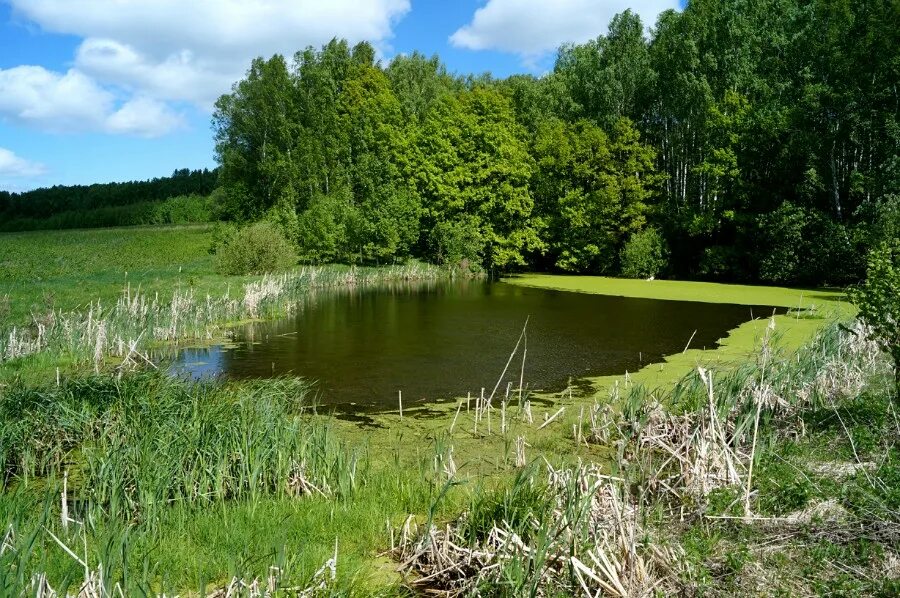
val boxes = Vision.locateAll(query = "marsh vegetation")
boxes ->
[0,227,894,596]
[1,0,898,593]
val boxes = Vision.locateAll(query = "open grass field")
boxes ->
[0,225,230,325]
[0,225,896,595]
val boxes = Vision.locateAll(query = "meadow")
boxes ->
[0,224,896,595]
[0,225,222,325]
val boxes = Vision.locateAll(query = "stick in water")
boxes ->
[487,317,530,408]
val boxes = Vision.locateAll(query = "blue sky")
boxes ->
[0,0,679,192]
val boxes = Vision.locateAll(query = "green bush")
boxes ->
[850,240,900,392]
[215,221,297,275]
[428,216,483,271]
[296,190,360,264]
[620,228,668,278]
[758,202,862,285]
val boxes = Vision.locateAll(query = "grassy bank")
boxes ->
[0,225,462,380]
[0,225,221,326]
[0,374,467,594]
[2,318,895,594]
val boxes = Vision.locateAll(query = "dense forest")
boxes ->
[0,168,219,230]
[212,0,899,285]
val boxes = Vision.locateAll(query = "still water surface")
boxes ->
[173,279,780,410]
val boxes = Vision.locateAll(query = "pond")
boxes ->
[172,279,781,412]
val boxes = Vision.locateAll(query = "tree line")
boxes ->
[0,168,219,225]
[213,0,898,284]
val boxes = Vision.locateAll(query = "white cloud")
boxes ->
[0,66,111,132]
[0,65,183,137]
[106,96,185,137]
[450,0,677,58]
[0,148,46,178]
[75,39,232,106]
[9,0,412,108]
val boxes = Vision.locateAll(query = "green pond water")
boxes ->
[172,279,781,411]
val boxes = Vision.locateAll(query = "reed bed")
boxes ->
[0,262,457,368]
[394,319,898,595]
[0,372,378,595]
[585,320,890,514]
[394,461,685,597]
[0,373,362,516]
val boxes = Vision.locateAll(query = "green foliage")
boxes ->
[215,221,297,275]
[758,203,861,285]
[0,194,215,233]
[427,216,483,270]
[0,169,218,228]
[534,117,661,273]
[407,87,543,270]
[205,1,898,284]
[214,55,296,219]
[296,190,359,263]
[461,468,546,545]
[851,241,900,388]
[869,195,900,247]
[620,227,668,278]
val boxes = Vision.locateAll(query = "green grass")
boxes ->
[504,273,848,308]
[0,225,230,325]
[1,226,893,594]
[0,373,467,593]
[0,225,461,381]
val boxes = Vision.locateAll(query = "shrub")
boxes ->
[620,228,668,279]
[850,240,900,392]
[215,221,296,275]
[758,202,862,285]
[428,216,483,271]
[296,190,360,264]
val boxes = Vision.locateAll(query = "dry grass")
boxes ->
[394,462,685,597]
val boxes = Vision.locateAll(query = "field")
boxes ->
[0,225,223,325]
[0,225,896,595]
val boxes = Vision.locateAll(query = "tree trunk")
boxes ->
[830,141,843,221]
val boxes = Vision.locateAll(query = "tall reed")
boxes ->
[0,262,461,368]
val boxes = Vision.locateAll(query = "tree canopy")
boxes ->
[209,0,897,282]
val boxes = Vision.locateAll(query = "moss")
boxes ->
[504,274,855,403]
[504,273,849,309]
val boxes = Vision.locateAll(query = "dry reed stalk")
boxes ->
[484,318,529,413]
[449,401,462,434]
[394,462,684,597]
[515,436,527,467]
[522,400,533,424]
[61,471,69,532]
[538,407,565,430]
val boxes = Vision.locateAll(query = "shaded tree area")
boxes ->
[0,168,219,229]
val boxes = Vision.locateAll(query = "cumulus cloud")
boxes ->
[450,0,677,58]
[0,148,46,178]
[9,0,411,108]
[0,65,183,137]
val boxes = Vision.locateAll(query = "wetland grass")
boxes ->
[394,319,900,596]
[0,372,464,595]
[0,261,462,372]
